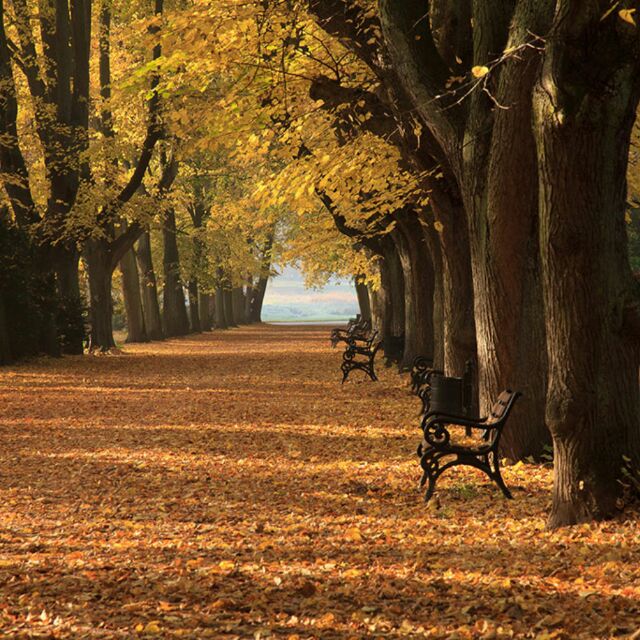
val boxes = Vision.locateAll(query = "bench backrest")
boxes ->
[426,359,474,416]
[487,390,520,426]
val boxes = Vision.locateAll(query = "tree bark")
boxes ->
[53,249,85,354]
[243,284,254,324]
[419,217,445,370]
[162,207,190,337]
[355,276,372,323]
[533,14,640,526]
[223,286,236,327]
[120,247,148,343]
[85,239,116,352]
[379,235,405,364]
[0,292,11,364]
[199,292,214,330]
[135,230,164,340]
[396,212,435,369]
[232,286,245,325]
[188,278,201,333]
[215,284,228,329]
[249,276,269,323]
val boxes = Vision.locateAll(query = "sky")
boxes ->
[262,266,359,322]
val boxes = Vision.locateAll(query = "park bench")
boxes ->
[341,331,382,383]
[330,315,371,348]
[417,389,521,502]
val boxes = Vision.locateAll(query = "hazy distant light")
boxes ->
[262,266,358,323]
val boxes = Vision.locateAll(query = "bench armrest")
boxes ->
[422,413,490,431]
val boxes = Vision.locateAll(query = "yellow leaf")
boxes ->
[472,65,490,78]
[345,527,363,542]
[619,8,636,25]
[218,560,235,571]
[434,221,444,233]
[343,568,362,578]
[144,622,161,635]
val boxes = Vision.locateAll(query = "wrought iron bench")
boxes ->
[417,389,521,502]
[330,315,371,348]
[341,331,382,383]
[410,356,436,394]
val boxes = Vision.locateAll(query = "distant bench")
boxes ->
[330,315,370,348]
[341,331,382,383]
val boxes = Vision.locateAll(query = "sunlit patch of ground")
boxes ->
[0,325,638,639]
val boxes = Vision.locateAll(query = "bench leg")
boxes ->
[419,448,442,503]
[490,454,513,499]
[341,362,351,384]
[368,353,378,382]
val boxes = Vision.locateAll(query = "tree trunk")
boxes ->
[0,293,11,364]
[214,284,228,329]
[379,235,405,365]
[223,286,236,327]
[54,249,85,355]
[249,276,268,323]
[188,278,201,333]
[533,34,640,526]
[420,218,445,370]
[232,286,245,325]
[199,292,213,331]
[355,276,372,323]
[243,284,254,324]
[120,247,148,343]
[396,212,435,369]
[162,208,190,337]
[85,239,116,352]
[428,197,477,378]
[135,230,163,341]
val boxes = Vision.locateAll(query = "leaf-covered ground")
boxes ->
[0,325,638,639]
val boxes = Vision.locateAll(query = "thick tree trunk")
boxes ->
[188,278,201,333]
[243,285,253,324]
[223,287,236,327]
[214,284,228,329]
[232,287,245,325]
[249,276,268,323]
[120,248,148,343]
[135,231,163,341]
[54,249,85,355]
[396,212,435,369]
[419,218,445,370]
[534,47,640,527]
[429,197,476,378]
[199,292,213,331]
[459,31,548,460]
[355,276,372,323]
[368,282,385,338]
[0,293,11,364]
[379,235,405,364]
[162,208,190,337]
[85,240,116,352]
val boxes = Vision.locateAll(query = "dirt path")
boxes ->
[0,325,638,638]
